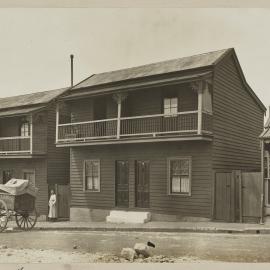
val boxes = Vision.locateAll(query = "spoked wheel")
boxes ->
[15,208,38,230]
[0,199,8,232]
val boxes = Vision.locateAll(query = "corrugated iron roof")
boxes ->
[0,106,46,118]
[0,87,68,110]
[72,48,231,90]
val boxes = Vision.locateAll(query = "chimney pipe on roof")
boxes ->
[70,54,74,87]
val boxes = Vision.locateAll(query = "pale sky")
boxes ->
[0,8,269,115]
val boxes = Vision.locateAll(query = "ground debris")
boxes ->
[93,253,196,263]
[134,243,151,258]
[120,248,137,261]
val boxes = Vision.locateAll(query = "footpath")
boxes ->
[8,220,270,234]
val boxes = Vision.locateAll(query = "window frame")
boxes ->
[167,156,192,196]
[20,121,30,137]
[163,97,178,117]
[22,169,36,187]
[83,159,101,192]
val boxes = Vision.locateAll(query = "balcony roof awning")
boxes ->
[0,105,46,118]
[62,71,213,101]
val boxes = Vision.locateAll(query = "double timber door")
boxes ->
[135,161,150,208]
[115,160,150,208]
[115,161,129,208]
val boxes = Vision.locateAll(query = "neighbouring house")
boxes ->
[0,88,70,220]
[260,109,270,220]
[56,48,265,223]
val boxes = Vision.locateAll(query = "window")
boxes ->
[22,170,35,186]
[20,121,30,137]
[168,157,191,195]
[84,160,100,192]
[164,97,178,116]
[2,170,13,184]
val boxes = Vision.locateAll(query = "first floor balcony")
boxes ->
[0,136,31,155]
[57,110,213,145]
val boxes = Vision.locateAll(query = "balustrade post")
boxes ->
[117,101,121,139]
[197,85,203,135]
[30,114,33,154]
[113,93,128,139]
[191,81,203,135]
[56,103,60,143]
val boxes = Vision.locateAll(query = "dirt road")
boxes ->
[0,230,269,263]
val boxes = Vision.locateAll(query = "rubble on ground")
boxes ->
[93,253,197,263]
[134,243,151,258]
[120,248,137,261]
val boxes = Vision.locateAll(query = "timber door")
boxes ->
[115,161,129,208]
[57,184,70,220]
[214,172,232,222]
[135,161,150,208]
[242,172,261,223]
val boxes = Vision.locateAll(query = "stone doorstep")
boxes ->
[106,210,151,224]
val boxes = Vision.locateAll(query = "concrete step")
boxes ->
[106,210,151,224]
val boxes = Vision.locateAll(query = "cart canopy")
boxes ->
[0,179,38,197]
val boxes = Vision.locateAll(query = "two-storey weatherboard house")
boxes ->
[0,88,70,219]
[56,48,265,222]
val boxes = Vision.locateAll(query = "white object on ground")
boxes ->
[120,248,137,261]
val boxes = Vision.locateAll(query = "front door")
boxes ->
[115,160,129,207]
[57,184,70,220]
[135,160,150,208]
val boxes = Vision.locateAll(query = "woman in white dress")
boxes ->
[48,190,57,222]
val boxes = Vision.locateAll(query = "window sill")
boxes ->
[84,190,100,193]
[168,193,191,197]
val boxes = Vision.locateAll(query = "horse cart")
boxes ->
[0,179,38,232]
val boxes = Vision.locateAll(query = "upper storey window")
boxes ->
[20,121,30,137]
[164,97,178,116]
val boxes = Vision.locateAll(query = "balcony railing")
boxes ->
[0,136,31,155]
[57,111,213,143]
[120,112,198,137]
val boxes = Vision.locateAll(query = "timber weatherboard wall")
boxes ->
[212,54,264,171]
[70,141,213,218]
[0,118,20,137]
[32,111,47,154]
[47,103,70,185]
[67,83,199,123]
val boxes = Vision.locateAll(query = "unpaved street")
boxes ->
[0,230,270,263]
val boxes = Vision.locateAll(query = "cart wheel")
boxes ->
[15,208,38,230]
[0,199,8,232]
